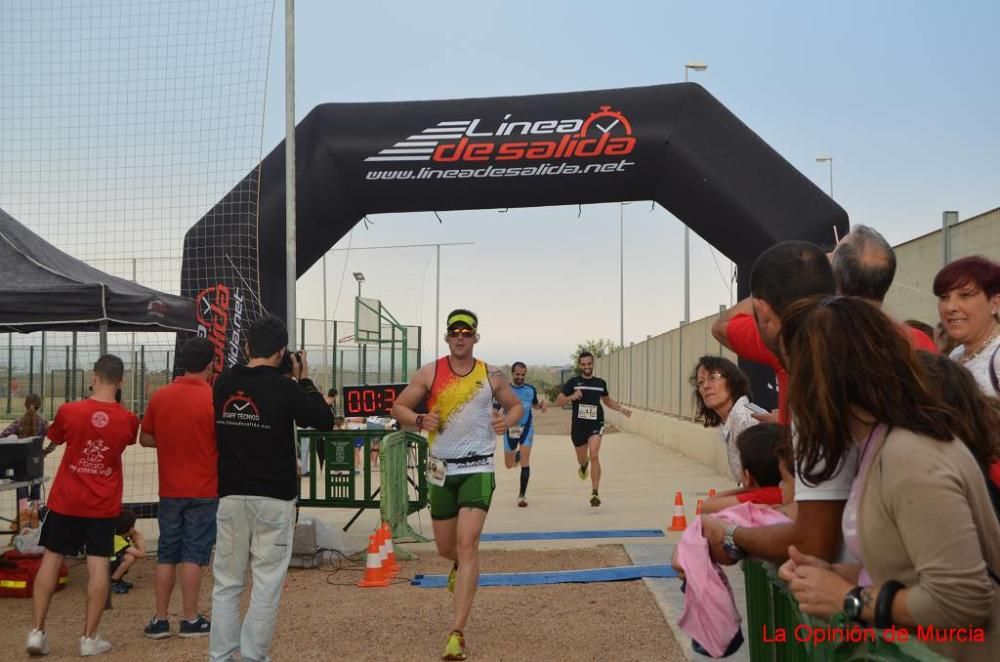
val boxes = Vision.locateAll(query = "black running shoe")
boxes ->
[143,617,171,639]
[179,615,211,638]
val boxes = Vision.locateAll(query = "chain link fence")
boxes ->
[0,318,422,421]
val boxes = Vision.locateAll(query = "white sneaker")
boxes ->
[26,629,49,656]
[80,635,112,656]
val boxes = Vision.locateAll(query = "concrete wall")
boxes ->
[599,206,1000,418]
[884,207,1000,325]
[603,408,736,484]
[596,314,738,419]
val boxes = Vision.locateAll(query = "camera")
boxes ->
[279,349,304,377]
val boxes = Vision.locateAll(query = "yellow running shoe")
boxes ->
[577,463,589,480]
[447,563,458,594]
[442,630,467,661]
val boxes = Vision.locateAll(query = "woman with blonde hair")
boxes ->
[777,296,999,661]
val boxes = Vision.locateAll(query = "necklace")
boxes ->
[960,325,1000,364]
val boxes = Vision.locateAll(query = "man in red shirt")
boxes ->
[27,355,139,658]
[712,226,936,422]
[139,337,217,640]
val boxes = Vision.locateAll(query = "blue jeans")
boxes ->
[157,497,218,566]
[209,495,296,662]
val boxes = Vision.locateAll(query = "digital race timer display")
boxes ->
[342,383,407,416]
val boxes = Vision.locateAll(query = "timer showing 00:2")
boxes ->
[343,385,400,416]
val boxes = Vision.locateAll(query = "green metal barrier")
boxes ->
[296,429,428,532]
[742,561,948,661]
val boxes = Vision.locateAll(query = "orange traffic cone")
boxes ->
[357,534,390,587]
[668,491,688,531]
[695,499,704,516]
[379,522,400,576]
[708,488,717,498]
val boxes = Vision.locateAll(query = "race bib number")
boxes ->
[578,404,598,420]
[426,455,447,486]
[508,426,524,440]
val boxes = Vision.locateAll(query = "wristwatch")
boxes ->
[843,586,864,622]
[722,524,744,562]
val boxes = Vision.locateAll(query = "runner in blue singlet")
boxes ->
[501,362,547,507]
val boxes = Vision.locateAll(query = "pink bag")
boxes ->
[676,502,791,657]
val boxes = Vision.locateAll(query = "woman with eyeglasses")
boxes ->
[777,296,999,661]
[690,357,757,484]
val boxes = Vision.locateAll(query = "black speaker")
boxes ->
[0,435,44,480]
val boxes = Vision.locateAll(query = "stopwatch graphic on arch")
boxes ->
[578,106,633,138]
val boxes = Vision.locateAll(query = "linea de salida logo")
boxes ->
[365,105,635,165]
[195,284,245,374]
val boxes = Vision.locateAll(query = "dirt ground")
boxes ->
[2,398,679,661]
[1,545,684,661]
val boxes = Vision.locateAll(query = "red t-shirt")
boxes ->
[725,314,938,422]
[141,375,217,498]
[725,314,788,419]
[46,399,139,519]
[735,485,784,506]
[906,326,938,353]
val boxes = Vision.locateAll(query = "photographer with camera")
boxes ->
[209,315,333,662]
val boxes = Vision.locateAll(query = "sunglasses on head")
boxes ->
[447,328,475,337]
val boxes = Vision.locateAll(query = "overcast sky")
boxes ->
[5,1,995,365]
[271,1,999,365]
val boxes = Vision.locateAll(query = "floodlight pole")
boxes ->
[284,0,297,347]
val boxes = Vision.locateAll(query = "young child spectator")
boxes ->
[700,424,788,513]
[110,509,146,594]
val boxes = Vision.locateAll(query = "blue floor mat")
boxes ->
[480,529,665,542]
[411,563,677,587]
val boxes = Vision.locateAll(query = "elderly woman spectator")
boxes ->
[934,255,1000,395]
[777,296,999,661]
[690,356,757,484]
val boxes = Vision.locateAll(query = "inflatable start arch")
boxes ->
[181,83,847,399]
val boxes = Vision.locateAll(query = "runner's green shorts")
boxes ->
[429,472,496,520]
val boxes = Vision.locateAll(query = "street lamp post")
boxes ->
[353,271,365,301]
[816,155,833,198]
[683,62,708,324]
[619,202,625,347]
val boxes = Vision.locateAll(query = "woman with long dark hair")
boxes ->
[777,296,999,661]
